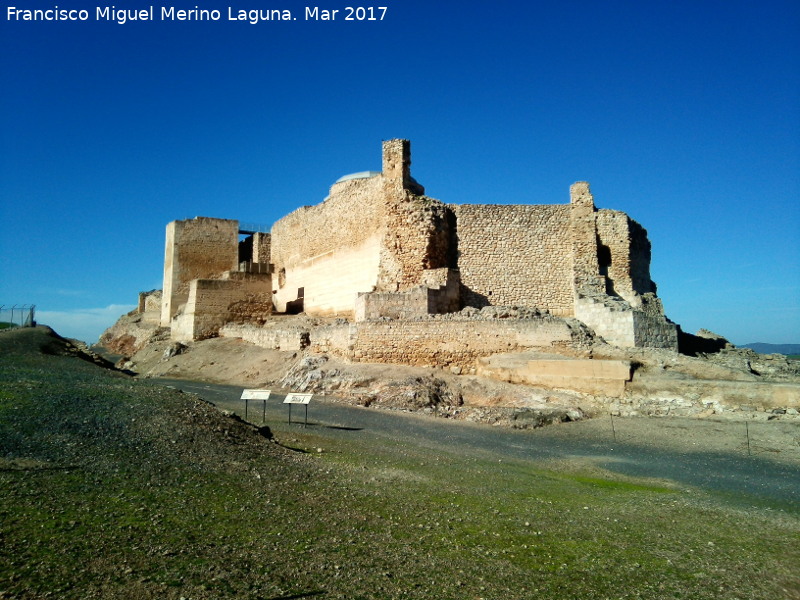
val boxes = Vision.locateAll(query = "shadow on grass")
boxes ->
[267,591,326,600]
[283,422,363,432]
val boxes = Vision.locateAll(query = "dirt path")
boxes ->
[155,377,800,510]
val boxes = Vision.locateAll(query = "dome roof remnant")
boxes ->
[334,171,381,184]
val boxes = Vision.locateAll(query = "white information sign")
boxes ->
[283,393,313,405]
[241,389,272,400]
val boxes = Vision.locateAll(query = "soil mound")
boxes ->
[0,325,118,369]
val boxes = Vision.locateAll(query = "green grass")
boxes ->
[1,341,799,599]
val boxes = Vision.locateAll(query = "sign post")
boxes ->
[283,393,313,427]
[240,389,271,423]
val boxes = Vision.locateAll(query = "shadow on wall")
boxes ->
[459,284,491,309]
[286,287,305,315]
[677,328,731,356]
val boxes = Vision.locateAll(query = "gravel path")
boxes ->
[155,377,800,510]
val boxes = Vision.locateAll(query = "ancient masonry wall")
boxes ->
[354,287,430,321]
[270,175,386,317]
[574,297,635,346]
[223,316,586,371]
[377,194,453,292]
[376,139,455,293]
[252,232,271,264]
[355,268,460,321]
[632,312,679,349]
[171,273,272,341]
[346,318,581,370]
[595,209,655,305]
[137,290,163,324]
[574,296,678,350]
[569,182,605,297]
[451,204,574,315]
[161,218,239,326]
[221,321,313,351]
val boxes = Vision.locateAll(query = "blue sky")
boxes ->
[1,0,798,345]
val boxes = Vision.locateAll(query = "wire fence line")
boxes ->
[0,305,36,329]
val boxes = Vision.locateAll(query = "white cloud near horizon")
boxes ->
[36,304,136,344]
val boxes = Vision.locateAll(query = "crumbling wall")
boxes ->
[220,310,589,371]
[632,312,679,349]
[376,139,455,293]
[137,290,162,324]
[377,195,453,292]
[171,273,272,341]
[354,287,429,321]
[238,232,271,273]
[161,217,239,326]
[569,182,605,297]
[349,316,583,371]
[355,268,460,321]
[270,175,385,317]
[574,295,678,350]
[221,322,310,351]
[452,204,574,314]
[574,295,636,347]
[252,232,271,264]
[595,209,656,305]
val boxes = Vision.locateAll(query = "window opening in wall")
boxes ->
[297,287,305,298]
[598,244,612,277]
[598,243,617,295]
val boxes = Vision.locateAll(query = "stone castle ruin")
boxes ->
[149,139,678,363]
[114,139,800,410]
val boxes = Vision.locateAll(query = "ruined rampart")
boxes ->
[222,312,590,371]
[270,175,385,316]
[451,204,574,314]
[161,217,239,326]
[172,273,272,341]
[595,209,656,305]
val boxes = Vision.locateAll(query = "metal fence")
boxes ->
[0,305,36,329]
[238,222,271,234]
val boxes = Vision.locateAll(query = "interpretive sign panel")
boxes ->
[283,393,313,425]
[283,393,313,405]
[241,389,272,400]
[240,389,271,422]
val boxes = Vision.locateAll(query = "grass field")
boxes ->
[1,328,799,599]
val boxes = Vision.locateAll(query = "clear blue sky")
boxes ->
[1,1,798,345]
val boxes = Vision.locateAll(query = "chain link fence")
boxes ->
[0,305,36,329]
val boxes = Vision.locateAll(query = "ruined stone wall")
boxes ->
[375,139,454,293]
[574,296,636,347]
[220,322,310,351]
[137,290,162,325]
[270,176,385,317]
[253,232,271,264]
[354,288,429,321]
[627,220,656,296]
[161,217,239,326]
[451,204,574,315]
[348,317,581,371]
[377,194,453,292]
[355,269,460,321]
[171,273,272,341]
[595,209,656,305]
[221,313,585,371]
[632,312,679,349]
[574,295,678,350]
[569,183,605,297]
